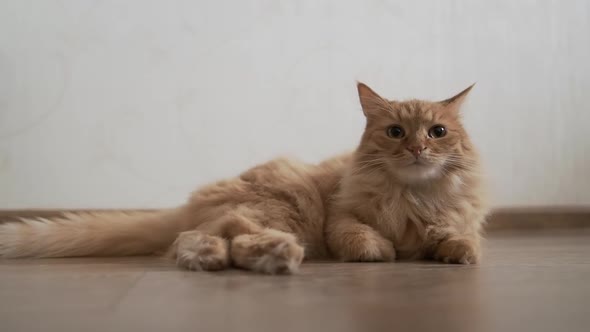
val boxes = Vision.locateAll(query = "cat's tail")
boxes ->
[0,209,189,258]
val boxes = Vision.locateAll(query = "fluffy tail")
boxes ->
[0,209,188,258]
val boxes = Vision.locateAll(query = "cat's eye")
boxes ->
[386,125,405,139]
[428,125,447,138]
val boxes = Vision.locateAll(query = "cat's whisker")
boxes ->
[351,160,387,174]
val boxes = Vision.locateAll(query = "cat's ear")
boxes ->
[357,82,389,117]
[439,83,475,112]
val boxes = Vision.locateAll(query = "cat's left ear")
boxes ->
[439,83,475,113]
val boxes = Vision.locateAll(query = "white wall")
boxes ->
[1,0,589,209]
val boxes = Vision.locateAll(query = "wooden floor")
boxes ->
[1,230,589,332]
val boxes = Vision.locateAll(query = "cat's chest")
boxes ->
[371,189,444,256]
[375,189,439,224]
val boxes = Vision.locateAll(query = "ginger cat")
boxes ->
[0,82,488,274]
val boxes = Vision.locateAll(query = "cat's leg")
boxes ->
[181,210,305,274]
[426,227,481,264]
[167,210,264,272]
[326,214,396,262]
[206,210,305,274]
[170,230,230,271]
[167,214,251,272]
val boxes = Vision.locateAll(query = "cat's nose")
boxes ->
[406,146,426,158]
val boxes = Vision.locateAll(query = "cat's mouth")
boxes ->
[394,156,438,171]
[409,158,429,166]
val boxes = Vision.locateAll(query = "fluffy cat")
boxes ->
[0,82,488,274]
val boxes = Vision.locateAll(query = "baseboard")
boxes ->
[484,207,590,232]
[0,207,589,232]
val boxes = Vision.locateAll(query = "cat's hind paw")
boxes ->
[230,229,304,274]
[172,232,230,271]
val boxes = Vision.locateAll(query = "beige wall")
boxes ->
[1,1,589,208]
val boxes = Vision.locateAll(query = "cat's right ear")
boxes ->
[438,83,475,113]
[357,82,389,118]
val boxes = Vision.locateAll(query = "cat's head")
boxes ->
[356,82,476,183]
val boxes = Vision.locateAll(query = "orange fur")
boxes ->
[0,82,488,274]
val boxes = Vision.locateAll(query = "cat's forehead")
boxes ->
[387,99,446,123]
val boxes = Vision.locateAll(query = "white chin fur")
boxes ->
[394,164,441,183]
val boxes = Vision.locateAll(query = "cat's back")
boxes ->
[239,154,350,198]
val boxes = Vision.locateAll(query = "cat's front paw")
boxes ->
[338,232,396,262]
[434,238,480,264]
